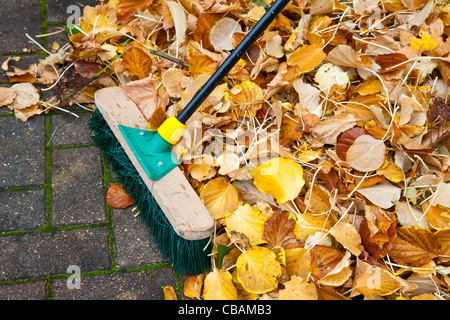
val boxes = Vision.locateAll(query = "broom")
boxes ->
[88,0,290,275]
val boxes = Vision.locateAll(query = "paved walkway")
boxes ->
[0,0,185,300]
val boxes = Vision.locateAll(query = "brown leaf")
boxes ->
[106,184,134,209]
[73,60,103,79]
[0,87,16,107]
[309,245,343,281]
[345,135,387,172]
[375,53,408,73]
[263,210,296,248]
[388,226,441,267]
[335,127,368,160]
[325,45,366,69]
[123,76,169,120]
[279,114,303,148]
[193,13,221,51]
[123,47,153,80]
[360,217,397,259]
[116,0,153,25]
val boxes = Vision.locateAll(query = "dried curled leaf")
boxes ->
[106,184,134,209]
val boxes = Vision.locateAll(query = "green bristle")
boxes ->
[87,109,212,275]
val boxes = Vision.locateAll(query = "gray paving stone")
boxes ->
[46,0,98,23]
[45,26,70,52]
[0,116,47,189]
[0,227,111,281]
[51,268,177,300]
[112,203,167,269]
[0,189,47,233]
[0,0,43,54]
[50,112,93,146]
[51,146,106,226]
[0,281,47,300]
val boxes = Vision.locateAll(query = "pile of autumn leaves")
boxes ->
[1,0,450,300]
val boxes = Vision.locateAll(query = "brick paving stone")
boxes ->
[0,189,47,233]
[112,204,167,269]
[52,268,177,300]
[0,281,47,300]
[46,0,98,23]
[51,146,106,226]
[0,0,42,54]
[0,116,46,189]
[50,112,93,146]
[0,227,111,282]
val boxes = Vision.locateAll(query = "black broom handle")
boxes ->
[176,0,290,124]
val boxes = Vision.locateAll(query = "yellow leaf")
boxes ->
[329,222,363,256]
[163,286,178,300]
[294,211,335,243]
[203,268,238,300]
[376,160,404,183]
[408,29,440,52]
[225,204,267,245]
[285,248,311,278]
[287,44,326,73]
[123,47,153,80]
[251,157,305,204]
[236,246,281,294]
[190,155,216,182]
[200,177,241,220]
[188,54,217,78]
[183,274,205,299]
[422,201,450,231]
[225,80,264,117]
[278,276,318,300]
[352,261,401,298]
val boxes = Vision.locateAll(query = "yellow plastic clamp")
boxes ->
[157,115,187,145]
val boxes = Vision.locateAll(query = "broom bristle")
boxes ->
[88,109,212,275]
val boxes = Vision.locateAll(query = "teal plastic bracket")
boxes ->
[118,125,178,181]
